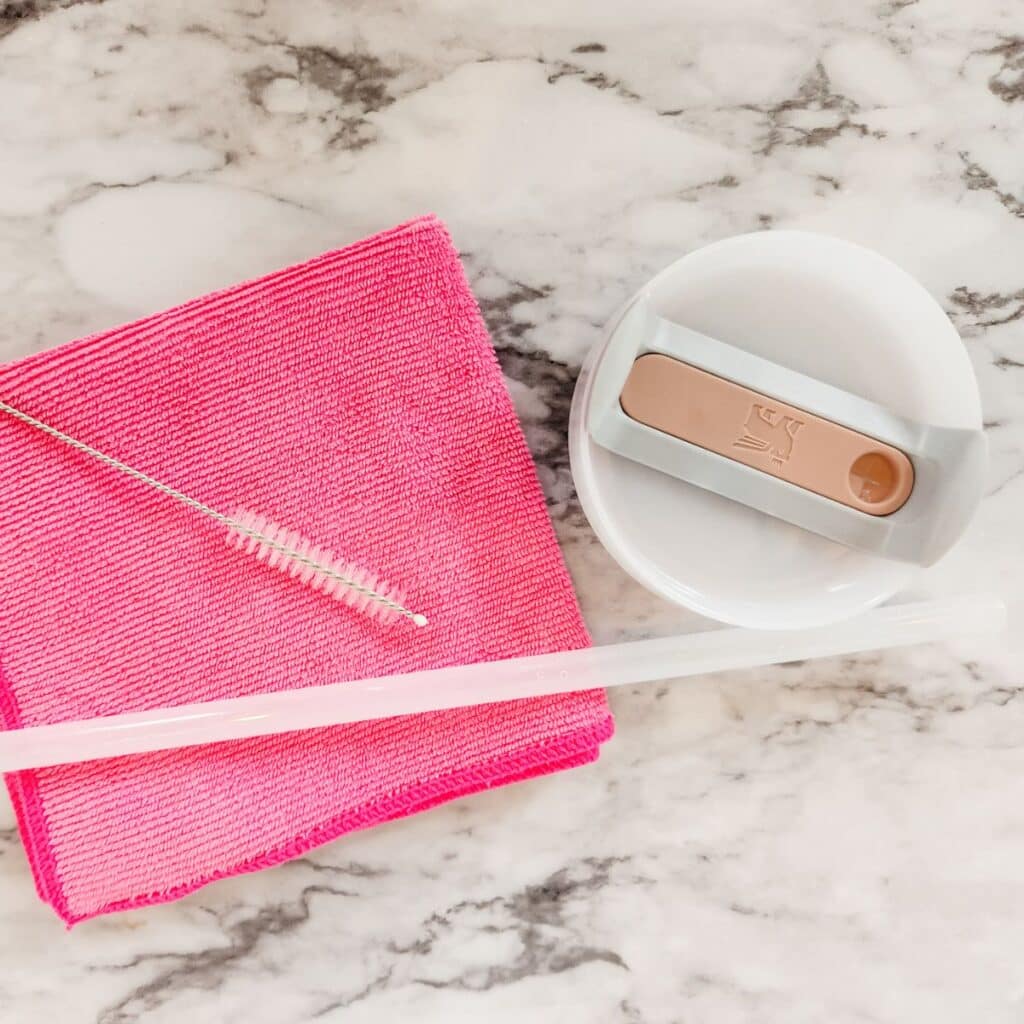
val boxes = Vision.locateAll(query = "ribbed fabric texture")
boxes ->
[0,216,613,925]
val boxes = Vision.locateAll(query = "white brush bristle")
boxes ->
[224,509,417,626]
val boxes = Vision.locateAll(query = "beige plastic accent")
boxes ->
[619,354,914,516]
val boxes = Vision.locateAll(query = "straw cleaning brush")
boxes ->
[0,398,427,627]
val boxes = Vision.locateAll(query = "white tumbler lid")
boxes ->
[569,231,983,629]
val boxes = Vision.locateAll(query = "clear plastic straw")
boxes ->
[0,594,1005,772]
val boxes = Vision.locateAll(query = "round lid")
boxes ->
[569,231,983,629]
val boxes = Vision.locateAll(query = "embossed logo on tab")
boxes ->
[734,403,804,467]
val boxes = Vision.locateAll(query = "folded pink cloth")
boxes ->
[0,216,613,924]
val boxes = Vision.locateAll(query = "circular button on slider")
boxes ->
[850,452,897,504]
[849,450,906,511]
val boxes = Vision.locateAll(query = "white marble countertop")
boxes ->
[1,1,1023,1020]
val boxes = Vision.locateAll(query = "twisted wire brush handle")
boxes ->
[0,398,427,626]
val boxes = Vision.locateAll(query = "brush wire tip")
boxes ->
[225,509,425,627]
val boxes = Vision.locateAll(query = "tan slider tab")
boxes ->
[619,353,914,516]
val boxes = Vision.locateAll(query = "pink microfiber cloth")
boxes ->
[0,215,613,925]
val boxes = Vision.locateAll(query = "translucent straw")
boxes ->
[0,594,1005,772]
